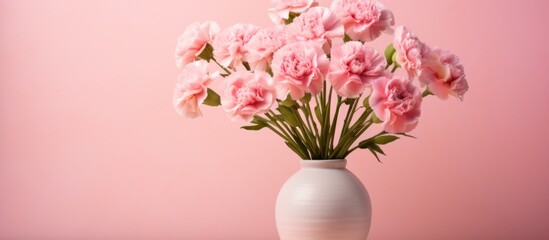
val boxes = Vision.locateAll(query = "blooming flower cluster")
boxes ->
[173,0,468,160]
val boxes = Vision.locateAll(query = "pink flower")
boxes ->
[369,77,422,133]
[173,60,218,118]
[271,41,329,99]
[268,0,318,24]
[288,7,344,43]
[175,21,219,68]
[221,71,277,122]
[327,41,387,98]
[245,26,288,71]
[331,0,394,42]
[393,26,430,79]
[419,47,469,100]
[213,24,260,68]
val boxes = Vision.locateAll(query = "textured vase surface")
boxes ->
[275,159,372,240]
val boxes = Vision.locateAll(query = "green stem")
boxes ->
[212,59,231,75]
[275,115,311,160]
[422,88,433,97]
[328,96,343,155]
[318,84,326,156]
[391,65,398,73]
[347,130,386,154]
[262,120,307,159]
[265,112,292,141]
[292,107,319,158]
[267,110,303,151]
[313,94,323,131]
[320,86,333,158]
[332,98,357,158]
[340,120,373,158]
[304,102,320,139]
[301,104,322,156]
[265,112,309,159]
[340,97,359,139]
[290,127,312,159]
[331,108,372,158]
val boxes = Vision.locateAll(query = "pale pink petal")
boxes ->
[288,7,344,43]
[213,24,260,69]
[272,41,328,100]
[419,47,468,100]
[173,60,217,118]
[221,71,276,122]
[175,21,219,68]
[327,41,387,98]
[331,0,394,42]
[268,0,318,24]
[369,77,422,133]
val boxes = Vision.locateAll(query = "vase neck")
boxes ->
[300,159,347,169]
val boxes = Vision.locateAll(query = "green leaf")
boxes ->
[358,139,386,155]
[363,95,370,108]
[284,12,299,25]
[241,124,265,131]
[279,95,297,108]
[197,43,214,62]
[374,135,399,145]
[251,115,267,124]
[371,113,383,124]
[314,105,322,124]
[384,43,396,66]
[300,93,312,104]
[241,116,267,131]
[392,52,400,68]
[285,141,306,159]
[266,66,273,77]
[358,138,374,149]
[278,105,299,127]
[272,114,284,122]
[360,138,386,162]
[242,62,251,71]
[422,88,433,97]
[343,98,355,105]
[369,143,386,155]
[397,133,417,139]
[301,106,310,117]
[369,148,382,162]
[203,88,221,106]
[343,34,352,42]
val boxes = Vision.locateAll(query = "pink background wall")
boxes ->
[1,0,548,239]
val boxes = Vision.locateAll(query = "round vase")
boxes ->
[275,159,372,240]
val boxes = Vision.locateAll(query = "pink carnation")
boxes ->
[213,24,260,68]
[271,41,329,100]
[173,60,218,118]
[327,41,387,98]
[419,47,469,100]
[369,77,422,133]
[288,7,344,43]
[245,26,288,71]
[221,71,276,122]
[175,21,219,68]
[331,0,394,42]
[393,26,430,79]
[268,0,318,24]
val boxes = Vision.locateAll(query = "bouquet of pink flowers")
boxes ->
[173,0,468,160]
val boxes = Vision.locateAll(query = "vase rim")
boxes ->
[300,159,347,169]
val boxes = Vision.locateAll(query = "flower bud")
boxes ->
[384,43,396,66]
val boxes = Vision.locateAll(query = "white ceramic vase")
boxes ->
[275,159,372,240]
